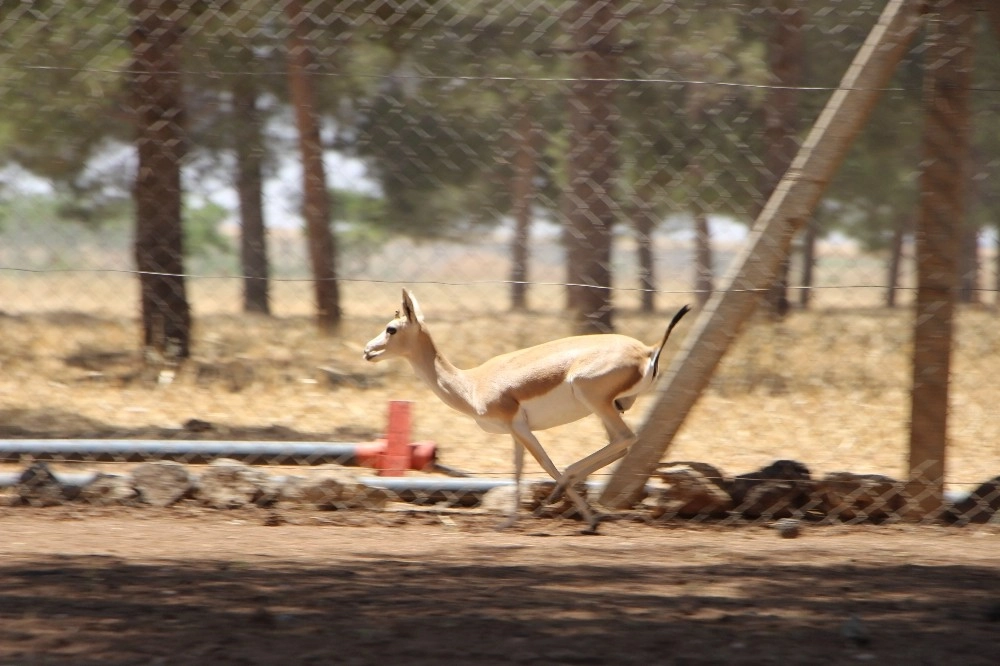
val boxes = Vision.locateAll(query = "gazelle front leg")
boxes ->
[494,437,525,530]
[509,416,600,533]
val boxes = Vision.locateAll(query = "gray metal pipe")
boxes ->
[0,469,517,507]
[359,476,513,492]
[0,439,368,466]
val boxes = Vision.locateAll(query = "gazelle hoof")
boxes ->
[543,487,565,506]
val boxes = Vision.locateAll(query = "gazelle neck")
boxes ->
[405,328,476,414]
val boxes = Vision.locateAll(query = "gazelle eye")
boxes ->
[386,326,397,336]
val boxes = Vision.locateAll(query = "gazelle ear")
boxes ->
[401,288,424,324]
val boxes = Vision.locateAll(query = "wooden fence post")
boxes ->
[906,0,975,517]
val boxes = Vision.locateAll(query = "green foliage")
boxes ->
[0,2,130,186]
[332,188,386,228]
[183,201,231,258]
[331,188,390,273]
[822,80,921,251]
[0,193,57,232]
[821,11,1000,250]
[53,193,131,230]
[0,187,131,232]
[968,20,1000,232]
[618,6,771,223]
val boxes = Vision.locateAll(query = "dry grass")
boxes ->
[1,275,998,493]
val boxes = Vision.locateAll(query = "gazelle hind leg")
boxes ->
[546,392,637,509]
[509,417,600,532]
[547,436,635,505]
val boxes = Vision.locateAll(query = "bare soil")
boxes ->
[2,506,1000,665]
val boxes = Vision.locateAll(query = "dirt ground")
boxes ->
[2,506,999,666]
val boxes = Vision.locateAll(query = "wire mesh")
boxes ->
[0,0,998,526]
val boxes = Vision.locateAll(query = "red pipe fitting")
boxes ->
[353,401,437,476]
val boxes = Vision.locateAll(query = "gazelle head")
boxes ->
[363,289,425,363]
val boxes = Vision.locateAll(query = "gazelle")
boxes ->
[363,289,690,532]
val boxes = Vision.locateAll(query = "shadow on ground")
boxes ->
[1,551,997,665]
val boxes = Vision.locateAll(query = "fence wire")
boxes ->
[1,0,999,526]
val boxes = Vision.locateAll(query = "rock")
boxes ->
[285,469,387,510]
[79,473,139,505]
[528,480,588,518]
[726,460,813,519]
[131,461,195,507]
[273,475,308,503]
[814,472,907,523]
[773,518,801,538]
[737,479,815,519]
[0,486,19,507]
[946,476,1000,524]
[653,463,732,519]
[15,462,71,506]
[262,511,286,526]
[197,458,280,509]
[183,418,213,433]
[728,460,812,505]
[480,484,533,515]
[657,460,728,484]
[840,614,871,647]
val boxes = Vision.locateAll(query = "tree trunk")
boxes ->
[285,0,340,331]
[563,0,620,333]
[996,228,1000,310]
[761,0,804,318]
[233,71,270,315]
[129,0,191,359]
[632,200,657,313]
[958,222,979,304]
[693,209,713,308]
[885,212,909,308]
[563,226,584,311]
[908,0,973,513]
[798,218,817,308]
[509,106,538,311]
[686,157,714,309]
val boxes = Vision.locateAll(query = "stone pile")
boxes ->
[3,457,998,526]
[649,460,1000,524]
[1,459,390,510]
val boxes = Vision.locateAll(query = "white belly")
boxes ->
[473,379,640,435]
[519,382,592,431]
[473,383,589,435]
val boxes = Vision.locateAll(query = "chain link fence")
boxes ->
[1,0,999,527]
